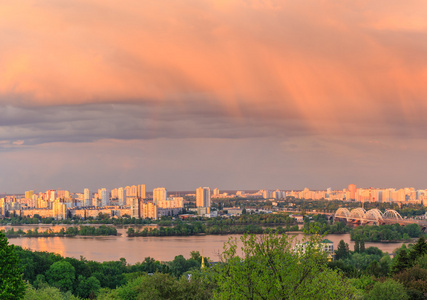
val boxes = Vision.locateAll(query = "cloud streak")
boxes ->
[1,1,427,191]
[1,1,427,123]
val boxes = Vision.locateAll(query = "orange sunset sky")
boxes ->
[1,0,427,192]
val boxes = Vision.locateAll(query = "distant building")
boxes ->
[84,188,91,206]
[131,197,139,218]
[100,188,109,207]
[53,200,67,220]
[196,187,210,207]
[196,187,211,215]
[138,184,146,199]
[118,187,126,206]
[153,187,167,204]
[157,197,183,209]
[25,190,34,199]
[348,184,357,200]
[111,188,118,199]
[295,239,334,255]
[140,202,158,220]
[130,185,138,197]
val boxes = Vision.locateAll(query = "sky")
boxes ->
[1,0,427,193]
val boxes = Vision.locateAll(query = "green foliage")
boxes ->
[366,279,409,300]
[409,236,427,263]
[169,255,200,277]
[392,248,411,274]
[45,261,76,292]
[351,223,422,242]
[210,232,356,299]
[415,253,427,269]
[0,231,26,299]
[335,240,350,260]
[393,266,427,299]
[24,284,80,300]
[3,225,117,238]
[75,275,101,299]
[348,275,375,295]
[354,240,360,253]
[379,255,392,277]
[304,220,351,235]
[360,239,365,253]
[98,273,212,300]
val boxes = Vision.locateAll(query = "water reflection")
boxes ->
[4,225,409,263]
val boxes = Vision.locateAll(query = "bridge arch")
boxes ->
[334,208,351,219]
[349,208,366,220]
[383,209,403,220]
[365,209,383,222]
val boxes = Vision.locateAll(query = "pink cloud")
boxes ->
[0,0,426,137]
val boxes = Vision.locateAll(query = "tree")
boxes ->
[335,240,350,260]
[24,284,80,300]
[0,231,25,299]
[210,232,355,299]
[366,261,381,277]
[45,261,76,292]
[410,237,427,263]
[76,275,101,299]
[379,255,391,277]
[354,239,360,253]
[360,239,365,253]
[366,279,409,300]
[394,266,427,299]
[392,248,411,274]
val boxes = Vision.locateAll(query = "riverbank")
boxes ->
[1,225,118,238]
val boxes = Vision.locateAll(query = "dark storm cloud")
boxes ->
[0,101,310,147]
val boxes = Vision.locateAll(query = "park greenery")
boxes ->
[3,227,427,299]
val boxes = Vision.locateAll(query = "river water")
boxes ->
[1,225,410,264]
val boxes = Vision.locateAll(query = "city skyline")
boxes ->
[2,1,427,193]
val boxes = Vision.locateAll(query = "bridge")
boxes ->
[334,207,427,227]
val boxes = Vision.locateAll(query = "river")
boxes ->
[1,224,410,264]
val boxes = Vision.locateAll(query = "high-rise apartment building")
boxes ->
[25,190,34,199]
[348,184,357,200]
[196,187,211,208]
[111,188,118,199]
[100,188,109,207]
[138,184,146,199]
[118,187,126,206]
[130,185,138,197]
[140,202,158,220]
[47,190,56,202]
[131,197,140,218]
[153,187,167,204]
[125,186,131,197]
[53,199,66,220]
[84,188,91,206]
